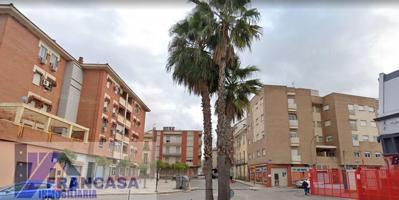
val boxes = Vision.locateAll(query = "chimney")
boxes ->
[78,57,84,64]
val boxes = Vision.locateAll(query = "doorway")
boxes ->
[271,168,288,187]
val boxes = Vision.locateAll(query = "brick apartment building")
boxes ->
[0,4,149,187]
[245,85,383,187]
[146,127,202,176]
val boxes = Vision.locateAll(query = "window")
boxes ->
[106,80,112,88]
[38,45,48,63]
[326,136,333,142]
[288,98,295,105]
[352,134,359,146]
[313,106,321,113]
[314,121,322,128]
[324,121,331,127]
[288,113,297,120]
[364,152,371,158]
[375,153,382,158]
[262,148,266,156]
[358,105,365,111]
[32,71,43,86]
[290,131,298,138]
[316,136,324,142]
[372,136,378,142]
[348,104,354,111]
[99,137,106,148]
[370,121,376,127]
[49,53,58,71]
[360,120,367,126]
[257,150,260,157]
[349,120,357,130]
[323,105,330,111]
[368,107,375,112]
[261,114,264,122]
[354,152,360,157]
[361,135,369,142]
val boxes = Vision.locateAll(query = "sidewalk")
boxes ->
[233,179,262,190]
[95,178,187,195]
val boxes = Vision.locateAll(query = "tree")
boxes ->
[139,164,148,188]
[223,57,262,158]
[96,156,112,166]
[167,11,218,200]
[191,1,262,199]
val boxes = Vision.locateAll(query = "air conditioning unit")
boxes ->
[42,79,51,89]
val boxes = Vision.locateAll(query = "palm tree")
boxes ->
[190,1,262,199]
[224,57,262,150]
[167,11,218,200]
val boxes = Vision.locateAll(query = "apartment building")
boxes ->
[233,119,249,181]
[77,63,150,177]
[376,69,399,168]
[142,132,155,176]
[246,85,383,187]
[147,127,202,176]
[0,4,149,187]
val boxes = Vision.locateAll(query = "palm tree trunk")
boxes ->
[216,25,230,200]
[201,87,214,200]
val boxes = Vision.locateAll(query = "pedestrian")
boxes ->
[306,179,310,195]
[302,179,309,196]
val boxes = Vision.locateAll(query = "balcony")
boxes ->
[119,97,126,107]
[125,120,131,128]
[163,152,181,156]
[289,120,298,128]
[0,103,89,142]
[292,155,301,163]
[235,159,246,165]
[290,137,300,146]
[288,103,297,111]
[117,114,125,124]
[127,104,133,112]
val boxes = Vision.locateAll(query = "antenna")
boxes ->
[291,81,295,87]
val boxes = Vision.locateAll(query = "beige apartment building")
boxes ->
[233,119,249,181]
[246,85,383,187]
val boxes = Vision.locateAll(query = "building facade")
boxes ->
[0,4,149,187]
[233,119,249,181]
[246,85,384,187]
[376,69,399,168]
[147,127,202,176]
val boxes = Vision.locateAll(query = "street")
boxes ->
[94,179,342,200]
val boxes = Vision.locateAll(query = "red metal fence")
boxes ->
[310,168,399,199]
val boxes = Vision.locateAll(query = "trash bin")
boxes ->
[175,175,182,189]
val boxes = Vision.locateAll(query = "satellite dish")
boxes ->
[20,96,28,104]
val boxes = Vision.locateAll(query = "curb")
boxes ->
[234,180,260,190]
[96,189,191,196]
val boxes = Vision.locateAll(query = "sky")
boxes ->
[4,1,399,134]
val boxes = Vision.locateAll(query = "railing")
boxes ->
[289,120,298,128]
[0,103,89,142]
[290,137,300,145]
[292,155,301,162]
[288,103,297,111]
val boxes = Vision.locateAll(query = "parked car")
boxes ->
[0,180,60,200]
